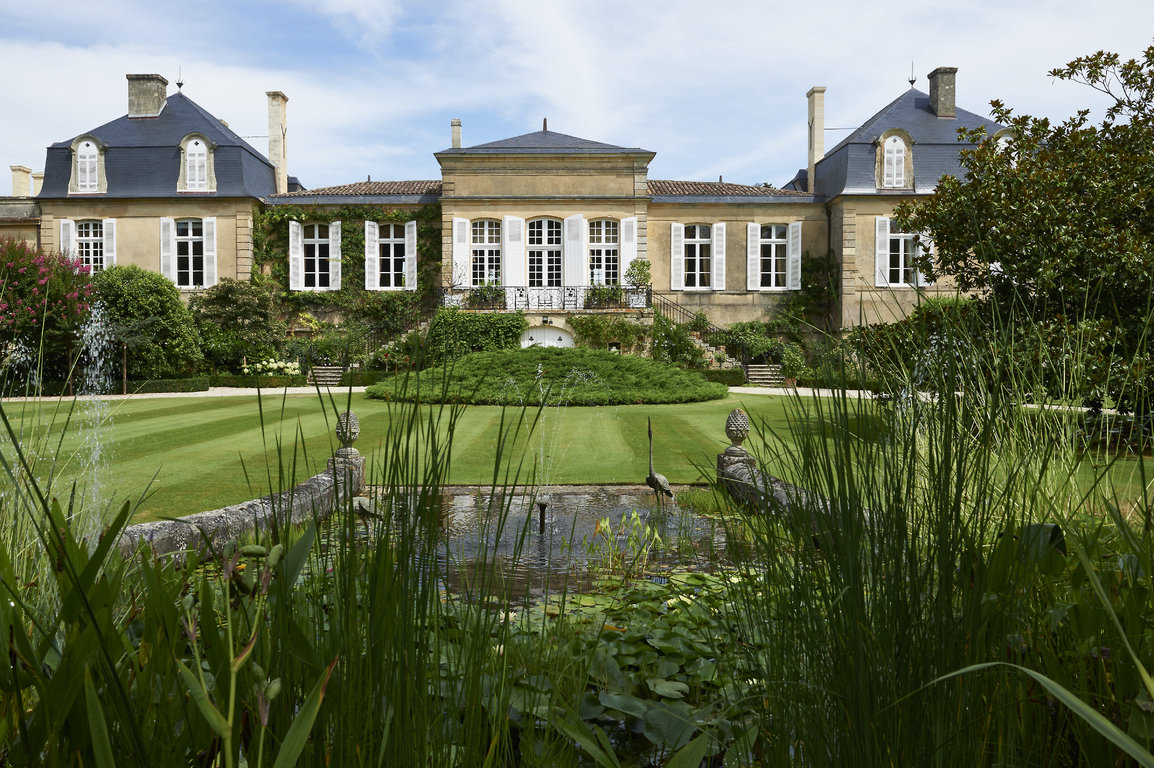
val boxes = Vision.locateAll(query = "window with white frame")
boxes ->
[472,220,502,286]
[303,224,331,289]
[757,224,787,288]
[875,216,930,287]
[528,219,562,288]
[186,139,207,191]
[883,135,906,188]
[589,219,619,285]
[684,224,711,288]
[77,140,98,192]
[377,223,406,288]
[175,219,206,288]
[76,221,105,272]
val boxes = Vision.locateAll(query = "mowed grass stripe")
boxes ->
[7,393,818,521]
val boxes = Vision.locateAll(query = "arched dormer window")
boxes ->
[876,130,913,190]
[178,133,216,192]
[69,136,107,194]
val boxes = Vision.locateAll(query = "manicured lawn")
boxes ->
[4,391,1149,524]
[1,392,795,522]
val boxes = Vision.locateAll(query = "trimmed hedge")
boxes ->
[701,369,746,387]
[340,370,391,387]
[365,347,727,406]
[127,377,211,393]
[209,374,308,388]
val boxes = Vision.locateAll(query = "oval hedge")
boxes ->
[365,347,728,406]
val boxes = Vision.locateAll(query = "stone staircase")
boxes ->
[745,364,785,387]
[306,365,345,386]
[690,334,742,370]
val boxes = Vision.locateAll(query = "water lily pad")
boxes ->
[647,677,690,699]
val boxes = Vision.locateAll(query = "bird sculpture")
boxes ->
[646,417,675,509]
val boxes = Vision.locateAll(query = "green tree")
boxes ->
[93,265,204,379]
[897,44,1154,411]
[189,278,286,373]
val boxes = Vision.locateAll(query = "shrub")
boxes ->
[366,346,727,405]
[425,306,527,364]
[92,265,203,378]
[624,259,651,288]
[650,313,705,369]
[701,368,746,386]
[566,315,649,354]
[0,239,93,383]
[189,278,286,373]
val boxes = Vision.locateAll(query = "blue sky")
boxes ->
[2,0,1153,196]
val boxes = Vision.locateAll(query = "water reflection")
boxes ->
[437,486,729,599]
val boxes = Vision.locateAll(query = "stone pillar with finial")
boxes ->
[328,410,366,502]
[717,408,767,510]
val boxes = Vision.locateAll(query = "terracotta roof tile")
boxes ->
[647,180,808,197]
[272,180,442,197]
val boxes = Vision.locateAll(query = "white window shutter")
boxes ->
[202,217,217,287]
[670,223,684,291]
[746,223,760,290]
[916,233,934,287]
[787,221,803,291]
[404,220,418,291]
[712,222,726,291]
[328,220,341,290]
[620,217,637,284]
[364,221,380,290]
[451,217,469,287]
[102,219,116,266]
[160,217,175,280]
[875,217,890,287]
[503,216,525,286]
[59,219,75,257]
[289,221,303,290]
[563,214,585,287]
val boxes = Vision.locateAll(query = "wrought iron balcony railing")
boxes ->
[442,285,652,311]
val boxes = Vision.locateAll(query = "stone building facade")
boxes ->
[3,67,1003,338]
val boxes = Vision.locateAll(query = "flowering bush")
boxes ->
[0,239,92,345]
[242,358,301,376]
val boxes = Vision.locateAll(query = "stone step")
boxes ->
[746,364,784,387]
[307,365,346,386]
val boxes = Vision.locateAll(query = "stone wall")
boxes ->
[118,450,363,559]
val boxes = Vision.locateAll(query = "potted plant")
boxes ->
[466,282,505,310]
[780,342,809,387]
[623,260,651,308]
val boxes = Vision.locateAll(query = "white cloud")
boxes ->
[3,0,1154,196]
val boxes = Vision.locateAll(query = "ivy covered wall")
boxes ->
[252,203,443,326]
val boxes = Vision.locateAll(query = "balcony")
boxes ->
[443,285,651,312]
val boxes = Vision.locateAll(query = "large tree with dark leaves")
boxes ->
[897,44,1154,412]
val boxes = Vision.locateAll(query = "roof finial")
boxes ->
[542,117,547,132]
[176,66,184,91]
[718,174,723,183]
[908,61,916,88]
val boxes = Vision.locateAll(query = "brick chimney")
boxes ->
[928,67,957,118]
[806,86,826,194]
[451,118,462,149]
[10,165,32,197]
[127,74,168,118]
[266,91,289,195]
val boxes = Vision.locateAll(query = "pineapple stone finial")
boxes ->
[726,408,750,449]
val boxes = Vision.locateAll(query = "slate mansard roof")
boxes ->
[815,87,1004,198]
[435,129,654,158]
[38,91,277,199]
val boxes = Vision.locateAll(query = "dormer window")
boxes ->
[876,130,913,190]
[69,136,107,194]
[187,140,207,190]
[178,134,216,192]
[883,136,905,188]
[77,142,98,191]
